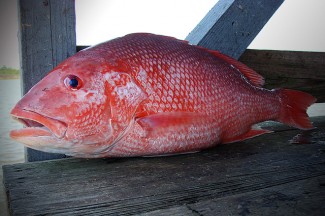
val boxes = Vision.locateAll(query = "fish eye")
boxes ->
[64,75,83,90]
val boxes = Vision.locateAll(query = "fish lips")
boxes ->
[10,107,67,140]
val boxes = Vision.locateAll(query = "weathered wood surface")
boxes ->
[18,0,76,162]
[186,0,284,59]
[3,116,325,216]
[239,50,325,103]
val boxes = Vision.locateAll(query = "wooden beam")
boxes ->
[18,0,76,162]
[3,116,325,215]
[239,50,325,102]
[186,0,284,59]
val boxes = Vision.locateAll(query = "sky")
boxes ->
[0,0,19,69]
[0,0,325,69]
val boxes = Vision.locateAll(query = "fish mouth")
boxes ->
[10,108,67,140]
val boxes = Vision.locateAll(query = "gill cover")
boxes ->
[105,72,147,132]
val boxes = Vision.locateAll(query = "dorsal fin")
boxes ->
[204,49,265,87]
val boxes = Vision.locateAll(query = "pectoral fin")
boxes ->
[136,112,207,137]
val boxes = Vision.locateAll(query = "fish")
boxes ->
[10,33,316,158]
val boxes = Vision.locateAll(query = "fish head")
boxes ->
[10,54,147,157]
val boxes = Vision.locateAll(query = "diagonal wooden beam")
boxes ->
[186,0,284,59]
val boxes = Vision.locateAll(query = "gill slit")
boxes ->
[102,117,135,153]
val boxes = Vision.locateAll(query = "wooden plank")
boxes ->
[138,206,198,216]
[186,0,284,59]
[240,49,325,103]
[3,117,325,215]
[18,0,76,162]
[188,177,325,216]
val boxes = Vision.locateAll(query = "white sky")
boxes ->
[0,0,325,69]
[75,0,217,45]
[76,0,325,51]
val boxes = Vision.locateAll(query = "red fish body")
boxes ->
[10,33,316,158]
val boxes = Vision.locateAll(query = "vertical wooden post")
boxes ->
[186,0,284,59]
[18,0,76,161]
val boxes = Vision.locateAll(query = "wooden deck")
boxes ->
[3,116,325,215]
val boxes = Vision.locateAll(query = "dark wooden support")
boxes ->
[3,116,325,215]
[186,0,284,59]
[18,0,76,162]
[239,50,325,102]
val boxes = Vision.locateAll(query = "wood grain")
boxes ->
[3,117,325,215]
[18,0,76,161]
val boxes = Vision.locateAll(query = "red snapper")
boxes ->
[10,33,316,158]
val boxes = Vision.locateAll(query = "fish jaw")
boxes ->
[9,101,117,157]
[10,106,68,142]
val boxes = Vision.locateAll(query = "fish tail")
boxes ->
[276,89,317,130]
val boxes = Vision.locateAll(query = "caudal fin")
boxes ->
[276,89,316,130]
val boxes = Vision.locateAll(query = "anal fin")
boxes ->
[222,127,273,144]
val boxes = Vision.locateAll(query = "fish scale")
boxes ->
[10,33,316,158]
[84,34,281,156]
